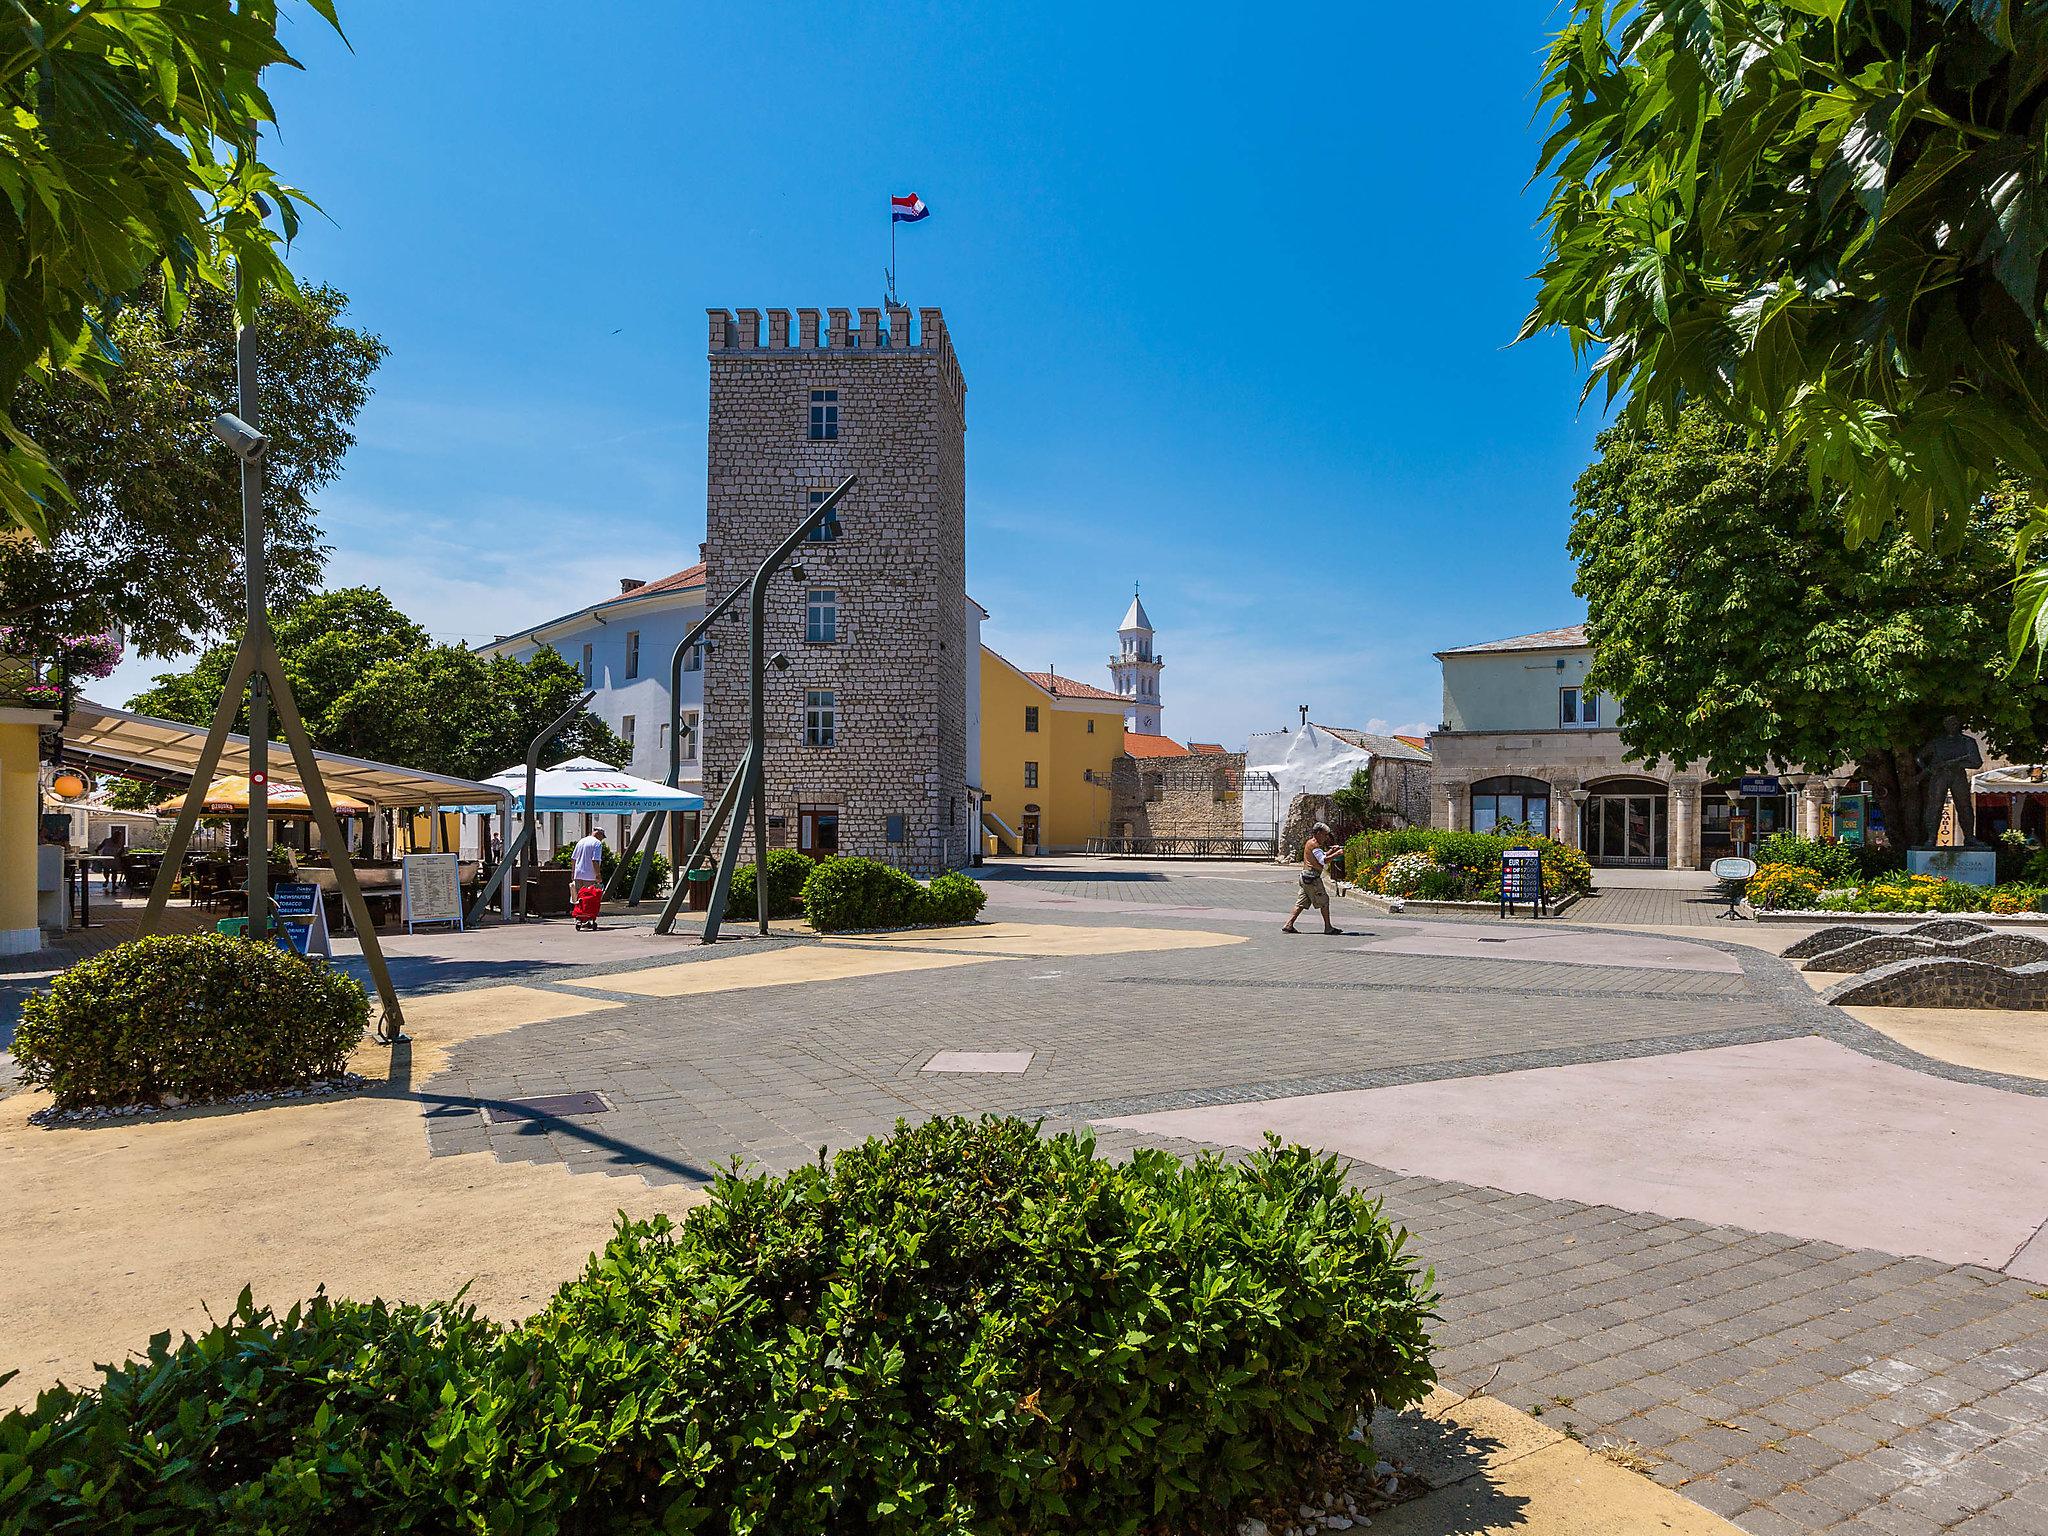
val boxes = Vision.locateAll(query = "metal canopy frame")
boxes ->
[656,474,856,943]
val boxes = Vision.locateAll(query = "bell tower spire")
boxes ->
[1109,583,1163,735]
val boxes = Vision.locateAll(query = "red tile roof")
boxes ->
[1187,742,1227,755]
[1393,734,1431,754]
[1024,670,1127,703]
[626,562,706,599]
[1123,733,1190,759]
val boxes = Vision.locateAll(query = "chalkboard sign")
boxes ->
[1499,848,1546,917]
[273,881,331,958]
[402,853,464,933]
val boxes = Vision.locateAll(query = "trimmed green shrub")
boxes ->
[799,856,987,931]
[11,935,369,1109]
[0,1118,1438,1534]
[723,846,814,919]
[923,870,988,924]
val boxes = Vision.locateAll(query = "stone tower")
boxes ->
[702,303,971,876]
[1109,587,1162,735]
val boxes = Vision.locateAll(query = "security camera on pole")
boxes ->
[140,267,410,1040]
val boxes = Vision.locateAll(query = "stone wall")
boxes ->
[701,304,971,876]
[1108,752,1245,841]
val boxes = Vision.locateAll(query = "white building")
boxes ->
[1108,589,1163,735]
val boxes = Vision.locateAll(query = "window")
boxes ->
[805,689,836,747]
[1024,761,1039,789]
[806,587,838,643]
[681,709,700,761]
[808,388,838,440]
[580,642,593,683]
[1024,705,1039,733]
[621,714,636,749]
[806,486,841,542]
[1087,719,1095,733]
[1559,686,1601,727]
[624,630,640,679]
[1470,775,1552,835]
[683,642,703,672]
[657,722,667,749]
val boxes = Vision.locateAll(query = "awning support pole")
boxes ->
[606,809,657,899]
[624,809,664,905]
[655,745,748,937]
[261,634,406,1039]
[469,818,533,926]
[139,638,258,930]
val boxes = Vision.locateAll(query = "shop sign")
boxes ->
[273,881,331,957]
[1499,847,1547,917]
[1835,793,1866,845]
[1738,775,1781,797]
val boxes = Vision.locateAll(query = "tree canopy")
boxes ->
[1525,1,2048,642]
[0,1,339,535]
[122,587,627,790]
[2,279,385,659]
[1570,407,2048,841]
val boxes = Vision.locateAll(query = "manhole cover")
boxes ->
[485,1090,610,1124]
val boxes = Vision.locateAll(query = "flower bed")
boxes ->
[1343,828,1593,905]
[1745,861,2048,915]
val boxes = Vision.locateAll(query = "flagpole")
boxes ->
[888,209,898,305]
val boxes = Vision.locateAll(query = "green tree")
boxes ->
[1,280,385,658]
[0,1,340,534]
[1524,2,2048,649]
[120,586,626,789]
[1569,407,2048,843]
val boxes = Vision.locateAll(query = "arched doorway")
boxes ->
[1470,775,1552,836]
[1581,776,1669,868]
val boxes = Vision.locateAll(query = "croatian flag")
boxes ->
[891,193,930,224]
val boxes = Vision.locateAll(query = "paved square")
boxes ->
[200,859,2048,1531]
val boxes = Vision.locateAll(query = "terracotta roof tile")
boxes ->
[1023,670,1127,703]
[1187,742,1227,755]
[1123,733,1191,759]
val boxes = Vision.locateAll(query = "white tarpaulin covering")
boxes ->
[456,757,704,815]
[1241,725,1376,841]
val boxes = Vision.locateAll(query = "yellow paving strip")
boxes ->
[1843,1005,2048,1083]
[1371,1388,1741,1534]
[558,943,1000,998]
[1,984,703,1411]
[820,921,1245,957]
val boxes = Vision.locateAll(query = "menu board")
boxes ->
[402,853,464,932]
[272,881,331,957]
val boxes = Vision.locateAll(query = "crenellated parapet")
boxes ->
[704,302,965,399]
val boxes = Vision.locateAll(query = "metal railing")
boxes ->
[1085,835,1276,859]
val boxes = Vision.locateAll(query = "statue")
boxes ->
[1916,717,1982,847]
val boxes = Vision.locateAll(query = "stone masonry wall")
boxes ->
[1108,753,1246,841]
[702,304,970,877]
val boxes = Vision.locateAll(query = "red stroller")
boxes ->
[572,882,603,929]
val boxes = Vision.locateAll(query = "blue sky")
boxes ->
[106,0,1606,748]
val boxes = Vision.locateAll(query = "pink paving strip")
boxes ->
[1348,927,1743,973]
[1105,1036,2048,1278]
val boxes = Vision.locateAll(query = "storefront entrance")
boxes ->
[1581,780,1669,868]
[797,805,839,859]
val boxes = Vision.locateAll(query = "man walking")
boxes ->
[1283,821,1343,934]
[570,825,606,930]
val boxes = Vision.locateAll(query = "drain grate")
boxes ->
[485,1090,610,1124]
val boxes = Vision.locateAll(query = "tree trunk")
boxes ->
[1858,748,1927,852]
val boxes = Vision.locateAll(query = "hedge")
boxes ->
[10,935,369,1109]
[800,856,987,932]
[0,1118,1439,1534]
[724,846,813,919]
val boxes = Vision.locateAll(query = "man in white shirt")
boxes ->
[1282,821,1343,935]
[570,827,606,930]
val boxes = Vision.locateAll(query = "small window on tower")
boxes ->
[808,389,838,440]
[806,487,841,542]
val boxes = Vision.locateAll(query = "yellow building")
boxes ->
[979,649,1125,853]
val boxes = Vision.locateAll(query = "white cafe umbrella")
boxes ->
[455,757,703,815]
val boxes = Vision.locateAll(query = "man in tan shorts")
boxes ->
[1283,821,1342,934]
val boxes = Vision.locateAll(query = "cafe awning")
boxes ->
[1976,765,2048,796]
[456,756,703,815]
[62,697,512,811]
[153,775,372,816]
